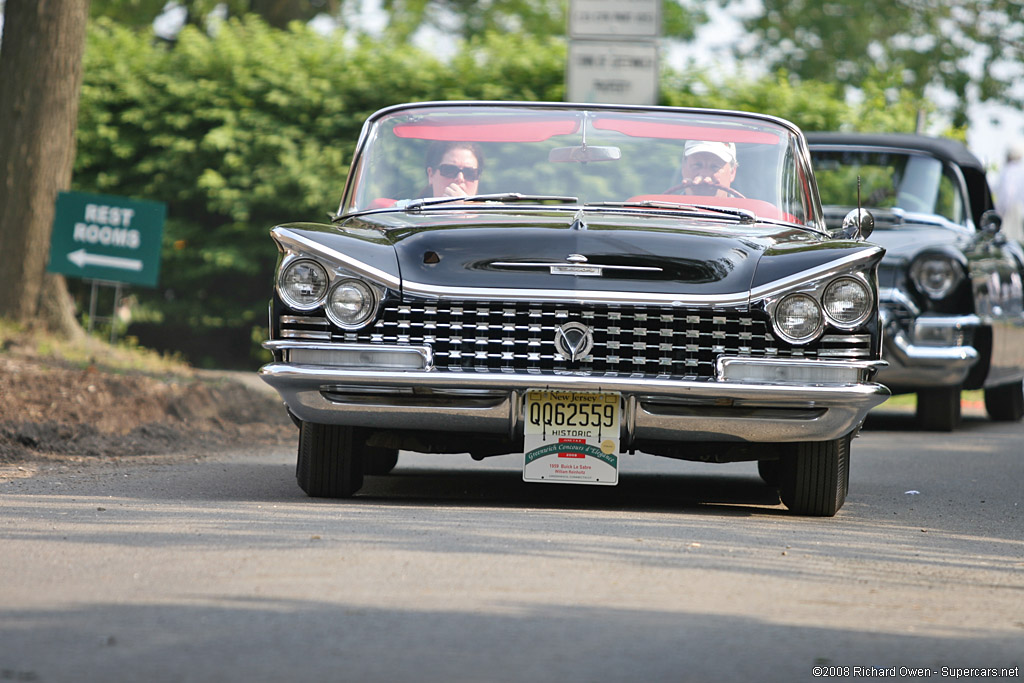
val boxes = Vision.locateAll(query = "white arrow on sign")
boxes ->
[67,248,143,272]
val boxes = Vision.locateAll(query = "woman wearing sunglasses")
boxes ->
[423,141,483,198]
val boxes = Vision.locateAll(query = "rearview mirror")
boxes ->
[549,145,621,163]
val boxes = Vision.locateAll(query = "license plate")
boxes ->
[523,389,620,485]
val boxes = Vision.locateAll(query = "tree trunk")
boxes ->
[0,0,90,339]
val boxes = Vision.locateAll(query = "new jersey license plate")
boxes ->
[523,389,620,485]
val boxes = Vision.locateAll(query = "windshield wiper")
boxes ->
[589,200,756,223]
[398,193,580,211]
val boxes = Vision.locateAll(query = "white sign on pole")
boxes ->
[567,41,659,105]
[569,0,660,39]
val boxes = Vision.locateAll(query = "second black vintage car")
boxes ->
[809,133,1024,430]
[260,102,891,516]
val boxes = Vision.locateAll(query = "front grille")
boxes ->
[280,300,874,379]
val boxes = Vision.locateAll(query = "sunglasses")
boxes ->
[436,164,480,181]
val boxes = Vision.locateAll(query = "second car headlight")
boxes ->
[910,255,963,300]
[774,293,823,343]
[325,278,378,328]
[822,277,872,327]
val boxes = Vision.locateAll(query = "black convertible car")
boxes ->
[260,102,890,516]
[809,133,1024,431]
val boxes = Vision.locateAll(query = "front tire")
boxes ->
[296,421,364,498]
[984,380,1024,422]
[916,386,961,431]
[778,434,851,517]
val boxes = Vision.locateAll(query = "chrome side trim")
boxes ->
[273,227,402,289]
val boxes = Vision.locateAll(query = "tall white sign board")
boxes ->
[567,42,659,105]
[567,0,660,105]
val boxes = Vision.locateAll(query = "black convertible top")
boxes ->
[805,132,994,224]
[805,132,985,171]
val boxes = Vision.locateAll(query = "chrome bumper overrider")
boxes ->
[879,311,981,388]
[259,350,889,445]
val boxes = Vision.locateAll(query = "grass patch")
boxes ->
[0,319,192,377]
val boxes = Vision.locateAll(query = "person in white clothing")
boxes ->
[995,142,1024,243]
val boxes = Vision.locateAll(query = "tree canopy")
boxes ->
[734,0,1024,127]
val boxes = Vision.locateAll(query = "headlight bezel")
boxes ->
[277,253,384,330]
[277,258,330,311]
[324,278,380,329]
[772,292,824,344]
[821,276,873,329]
[766,272,877,345]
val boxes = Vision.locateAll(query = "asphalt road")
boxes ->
[1,408,1022,683]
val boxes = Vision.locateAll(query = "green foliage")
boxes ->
[76,17,447,365]
[661,70,851,132]
[73,17,572,366]
[732,0,1024,126]
[90,0,343,31]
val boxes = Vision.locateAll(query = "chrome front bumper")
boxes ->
[259,351,889,446]
[879,310,981,389]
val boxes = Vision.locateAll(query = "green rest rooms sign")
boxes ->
[47,191,166,287]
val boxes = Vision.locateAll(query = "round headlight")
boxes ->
[822,277,872,327]
[325,279,377,328]
[910,255,962,299]
[279,259,329,310]
[774,293,823,343]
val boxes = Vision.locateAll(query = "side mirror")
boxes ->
[980,209,1002,234]
[841,208,875,240]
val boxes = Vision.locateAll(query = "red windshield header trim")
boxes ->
[594,118,781,144]
[392,118,581,142]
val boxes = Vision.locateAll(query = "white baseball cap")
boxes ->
[684,140,737,165]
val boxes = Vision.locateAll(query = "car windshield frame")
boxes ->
[338,101,826,232]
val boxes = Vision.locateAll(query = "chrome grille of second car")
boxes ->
[281,300,874,379]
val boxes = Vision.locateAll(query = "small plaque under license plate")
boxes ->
[523,389,620,485]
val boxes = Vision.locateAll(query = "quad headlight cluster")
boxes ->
[277,257,380,329]
[771,275,873,344]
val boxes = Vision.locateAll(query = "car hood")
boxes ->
[865,224,966,264]
[277,208,877,303]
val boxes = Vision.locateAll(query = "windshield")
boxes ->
[812,149,967,225]
[341,103,822,229]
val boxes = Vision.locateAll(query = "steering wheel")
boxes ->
[662,182,746,199]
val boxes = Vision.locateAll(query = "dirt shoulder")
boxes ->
[0,329,294,466]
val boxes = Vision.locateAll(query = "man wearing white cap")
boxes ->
[673,140,741,198]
